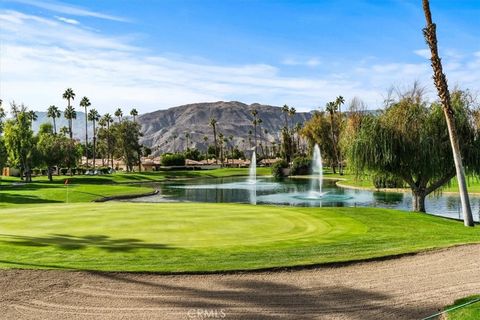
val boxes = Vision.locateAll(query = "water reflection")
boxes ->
[131,177,480,222]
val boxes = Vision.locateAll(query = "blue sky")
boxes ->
[1,0,479,113]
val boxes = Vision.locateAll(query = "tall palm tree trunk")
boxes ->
[422,0,474,227]
[213,127,218,164]
[92,121,96,170]
[84,108,88,167]
[53,117,57,135]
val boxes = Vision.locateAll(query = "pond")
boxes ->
[130,176,480,222]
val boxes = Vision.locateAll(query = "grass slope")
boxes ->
[0,203,478,272]
[444,295,480,319]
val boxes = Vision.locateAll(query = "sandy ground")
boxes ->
[1,244,479,320]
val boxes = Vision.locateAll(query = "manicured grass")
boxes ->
[0,203,478,272]
[444,295,480,319]
[323,169,480,194]
[0,168,271,207]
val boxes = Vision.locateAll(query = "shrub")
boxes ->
[271,160,288,180]
[161,153,186,166]
[184,148,201,161]
[290,156,311,175]
[372,173,405,189]
[98,167,110,174]
[60,168,68,175]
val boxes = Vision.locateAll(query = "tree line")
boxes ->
[0,88,146,182]
[205,105,304,165]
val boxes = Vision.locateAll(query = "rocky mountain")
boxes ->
[138,101,312,155]
[30,101,313,155]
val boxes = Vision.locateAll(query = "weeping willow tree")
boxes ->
[346,87,480,212]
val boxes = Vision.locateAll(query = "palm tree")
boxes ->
[27,110,37,130]
[80,97,91,166]
[288,107,296,131]
[185,132,190,151]
[63,88,75,108]
[203,135,209,160]
[88,109,100,169]
[335,96,345,175]
[294,122,303,153]
[251,109,261,152]
[102,113,114,169]
[47,105,61,134]
[60,126,69,136]
[325,100,340,173]
[114,108,123,122]
[172,134,178,153]
[98,117,107,166]
[209,118,218,163]
[422,0,473,226]
[282,104,290,128]
[62,88,76,139]
[218,132,224,165]
[64,105,76,140]
[130,108,138,122]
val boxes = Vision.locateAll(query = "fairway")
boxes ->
[1,203,479,272]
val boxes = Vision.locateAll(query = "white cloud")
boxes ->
[55,16,79,25]
[1,9,479,114]
[8,0,128,22]
[281,57,321,67]
[413,49,431,59]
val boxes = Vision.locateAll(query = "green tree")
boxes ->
[422,0,474,226]
[218,132,224,165]
[203,135,209,160]
[184,132,190,151]
[98,113,116,169]
[345,88,480,213]
[37,124,69,181]
[80,96,91,166]
[130,108,138,122]
[47,105,61,134]
[88,108,100,169]
[4,109,35,182]
[27,110,37,130]
[64,105,76,140]
[209,118,218,163]
[62,88,76,139]
[251,109,261,152]
[59,126,69,137]
[114,108,123,122]
[0,102,7,171]
[113,120,141,172]
[301,111,337,172]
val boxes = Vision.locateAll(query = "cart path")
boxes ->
[1,244,479,319]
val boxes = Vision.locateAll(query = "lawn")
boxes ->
[0,203,479,272]
[0,167,271,207]
[324,170,480,194]
[443,295,480,319]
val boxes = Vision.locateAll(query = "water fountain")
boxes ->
[248,150,256,184]
[307,144,325,198]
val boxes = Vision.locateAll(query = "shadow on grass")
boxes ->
[0,234,172,252]
[89,273,435,319]
[0,192,63,205]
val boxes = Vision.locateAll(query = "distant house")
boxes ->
[2,167,20,177]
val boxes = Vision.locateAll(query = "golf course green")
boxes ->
[1,202,479,272]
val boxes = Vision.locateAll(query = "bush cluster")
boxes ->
[271,160,288,180]
[161,153,186,166]
[290,156,311,175]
